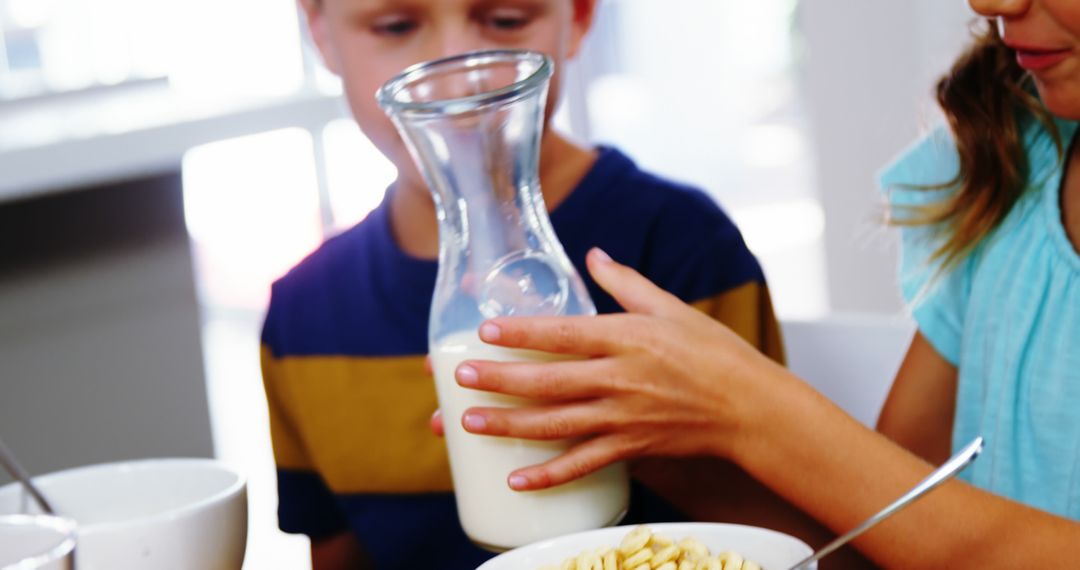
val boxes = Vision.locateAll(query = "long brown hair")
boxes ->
[910,21,1062,269]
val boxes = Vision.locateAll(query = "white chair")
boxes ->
[781,315,915,427]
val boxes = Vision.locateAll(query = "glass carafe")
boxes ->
[378,49,629,550]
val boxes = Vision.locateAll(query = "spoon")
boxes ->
[787,436,983,570]
[0,435,56,515]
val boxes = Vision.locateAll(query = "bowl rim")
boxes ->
[0,514,78,568]
[476,521,814,569]
[0,458,246,534]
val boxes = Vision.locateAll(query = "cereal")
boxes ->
[623,547,654,568]
[603,549,619,570]
[678,538,709,560]
[717,550,743,570]
[651,545,679,566]
[619,526,652,555]
[536,526,764,570]
[650,534,675,549]
[578,551,603,570]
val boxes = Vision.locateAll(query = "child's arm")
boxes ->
[457,250,1080,568]
[735,366,1080,569]
[875,332,958,464]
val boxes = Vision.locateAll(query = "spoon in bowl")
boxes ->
[787,436,983,570]
[0,436,56,515]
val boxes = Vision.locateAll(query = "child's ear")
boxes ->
[566,0,599,59]
[299,0,342,75]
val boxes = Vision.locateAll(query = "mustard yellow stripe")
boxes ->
[262,348,453,494]
[261,346,315,471]
[689,282,786,365]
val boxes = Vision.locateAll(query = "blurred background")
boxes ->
[0,0,973,567]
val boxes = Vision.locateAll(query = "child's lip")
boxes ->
[1007,44,1072,72]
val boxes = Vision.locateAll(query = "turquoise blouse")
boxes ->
[880,116,1080,519]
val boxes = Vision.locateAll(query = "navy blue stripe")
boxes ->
[337,492,492,570]
[276,469,350,539]
[264,148,763,358]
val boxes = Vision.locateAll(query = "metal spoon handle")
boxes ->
[787,436,983,570]
[0,435,56,515]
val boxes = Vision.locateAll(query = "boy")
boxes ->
[260,0,784,568]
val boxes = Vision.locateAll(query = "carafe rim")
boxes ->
[376,49,553,118]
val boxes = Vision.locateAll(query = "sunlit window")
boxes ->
[182,128,323,311]
[322,118,398,233]
[0,0,304,100]
[577,0,826,318]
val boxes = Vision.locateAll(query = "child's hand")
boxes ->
[453,248,790,491]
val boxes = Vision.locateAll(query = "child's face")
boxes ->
[970,0,1080,119]
[302,0,595,187]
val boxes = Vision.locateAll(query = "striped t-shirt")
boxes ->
[261,146,783,569]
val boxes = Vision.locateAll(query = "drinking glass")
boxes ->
[0,514,76,570]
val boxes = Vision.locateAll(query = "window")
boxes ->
[572,0,827,318]
[0,0,306,100]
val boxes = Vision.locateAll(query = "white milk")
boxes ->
[431,330,629,550]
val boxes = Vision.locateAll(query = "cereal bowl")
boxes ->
[0,458,246,570]
[476,522,814,570]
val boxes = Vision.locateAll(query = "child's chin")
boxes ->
[1033,79,1080,121]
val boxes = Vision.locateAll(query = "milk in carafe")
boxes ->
[431,331,628,550]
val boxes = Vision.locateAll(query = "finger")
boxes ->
[478,314,627,356]
[585,247,684,317]
[505,434,637,491]
[430,409,444,437]
[461,401,610,440]
[424,355,433,376]
[456,358,615,400]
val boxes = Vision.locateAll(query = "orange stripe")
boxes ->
[262,347,452,494]
[689,282,785,364]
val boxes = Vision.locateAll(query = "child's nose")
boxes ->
[429,27,490,62]
[968,0,1032,18]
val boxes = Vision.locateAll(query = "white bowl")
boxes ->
[477,522,814,570]
[0,459,247,570]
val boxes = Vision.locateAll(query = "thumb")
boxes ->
[585,248,683,316]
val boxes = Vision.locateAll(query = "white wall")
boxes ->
[800,0,975,313]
